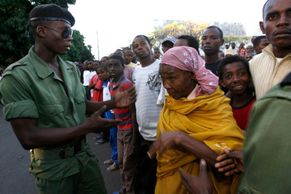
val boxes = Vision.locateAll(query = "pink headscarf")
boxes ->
[161,46,218,96]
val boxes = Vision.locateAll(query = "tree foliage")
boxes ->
[149,20,250,47]
[149,20,208,47]
[0,0,93,69]
[214,22,246,36]
[0,0,32,66]
[213,22,250,43]
[62,30,94,62]
[29,0,76,8]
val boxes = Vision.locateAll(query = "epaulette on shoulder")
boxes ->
[2,60,27,77]
[280,72,291,87]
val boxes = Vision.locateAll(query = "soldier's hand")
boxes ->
[113,86,136,108]
[85,106,120,132]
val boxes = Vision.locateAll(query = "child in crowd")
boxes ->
[89,63,108,144]
[122,48,135,82]
[252,35,269,55]
[89,61,102,102]
[91,63,119,170]
[108,55,137,194]
[83,60,96,100]
[219,55,256,130]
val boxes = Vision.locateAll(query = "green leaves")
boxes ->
[0,0,93,69]
[62,30,94,62]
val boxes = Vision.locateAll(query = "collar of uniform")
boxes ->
[280,72,291,87]
[28,47,71,79]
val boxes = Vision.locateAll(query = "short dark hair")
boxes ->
[177,35,200,54]
[109,54,124,67]
[161,41,174,48]
[96,62,108,71]
[252,35,267,47]
[132,35,152,47]
[206,26,224,39]
[262,0,271,19]
[218,55,250,80]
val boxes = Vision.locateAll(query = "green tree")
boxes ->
[149,20,208,47]
[29,0,76,8]
[0,0,93,69]
[63,30,94,62]
[0,0,32,67]
[213,22,250,44]
[214,22,246,36]
[149,20,251,47]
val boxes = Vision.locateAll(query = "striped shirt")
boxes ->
[110,76,134,131]
[249,44,291,99]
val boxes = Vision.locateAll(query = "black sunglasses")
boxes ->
[43,26,73,39]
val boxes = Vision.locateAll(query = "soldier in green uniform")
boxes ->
[0,4,135,194]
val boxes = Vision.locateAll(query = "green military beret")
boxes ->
[29,4,75,26]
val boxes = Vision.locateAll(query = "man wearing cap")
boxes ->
[161,36,176,53]
[0,4,135,194]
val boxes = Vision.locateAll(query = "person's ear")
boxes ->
[36,26,46,38]
[259,21,266,34]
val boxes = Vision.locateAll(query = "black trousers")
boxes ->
[134,138,157,194]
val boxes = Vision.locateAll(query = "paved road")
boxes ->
[0,105,121,194]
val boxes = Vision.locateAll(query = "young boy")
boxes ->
[108,54,137,194]
[219,55,256,130]
[92,63,119,170]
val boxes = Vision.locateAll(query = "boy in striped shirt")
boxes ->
[108,54,137,194]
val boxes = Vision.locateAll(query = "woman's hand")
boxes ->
[148,132,184,158]
[179,159,212,194]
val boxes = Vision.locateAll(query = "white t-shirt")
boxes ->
[102,81,111,101]
[83,70,96,86]
[133,60,163,141]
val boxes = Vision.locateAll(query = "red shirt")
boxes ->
[90,75,103,102]
[232,97,256,130]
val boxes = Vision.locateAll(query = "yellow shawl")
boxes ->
[155,88,244,194]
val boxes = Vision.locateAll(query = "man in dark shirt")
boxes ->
[201,26,225,76]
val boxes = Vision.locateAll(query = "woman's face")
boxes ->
[159,64,197,99]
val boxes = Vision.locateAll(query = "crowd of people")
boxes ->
[0,0,291,193]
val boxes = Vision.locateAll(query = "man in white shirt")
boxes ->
[131,35,163,194]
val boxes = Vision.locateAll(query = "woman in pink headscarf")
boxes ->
[149,46,244,194]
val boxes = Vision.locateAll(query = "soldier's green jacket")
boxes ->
[0,47,86,180]
[238,72,291,194]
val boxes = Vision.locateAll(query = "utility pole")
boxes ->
[96,31,100,60]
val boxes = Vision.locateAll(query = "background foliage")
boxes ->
[0,0,93,69]
[1,1,251,69]
[149,20,250,47]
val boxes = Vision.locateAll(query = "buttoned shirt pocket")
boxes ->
[74,94,85,111]
[38,104,65,128]
[46,104,64,115]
